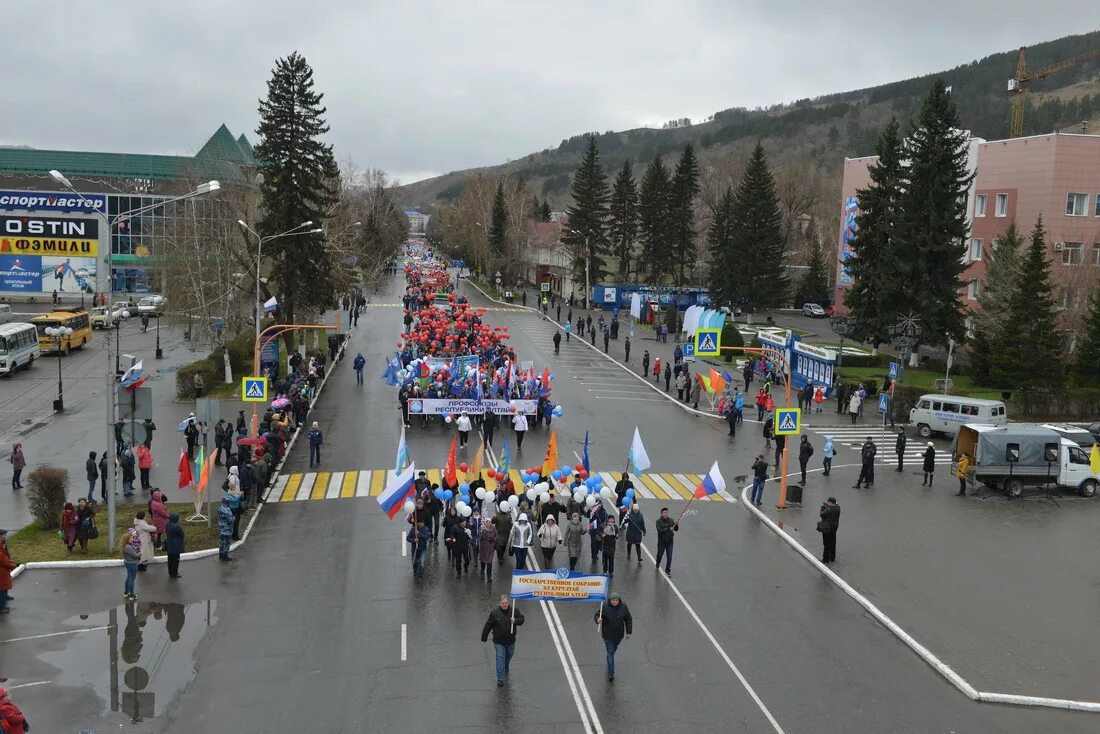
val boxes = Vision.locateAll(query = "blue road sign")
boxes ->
[774,407,802,435]
[879,393,890,413]
[695,328,721,357]
[888,362,899,379]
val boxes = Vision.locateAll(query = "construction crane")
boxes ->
[1008,46,1100,137]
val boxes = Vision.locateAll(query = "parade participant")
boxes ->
[446,516,472,576]
[564,512,586,571]
[895,427,907,472]
[512,410,528,450]
[601,517,619,576]
[166,512,185,579]
[456,411,472,449]
[353,352,366,384]
[478,516,497,580]
[407,520,430,581]
[613,472,633,506]
[854,437,877,489]
[623,504,646,563]
[539,491,564,526]
[823,436,835,477]
[654,508,677,575]
[308,421,323,468]
[493,507,513,565]
[508,513,533,569]
[819,497,840,564]
[536,515,562,567]
[750,455,768,506]
[441,506,461,562]
[922,442,936,486]
[428,484,444,539]
[594,592,632,681]
[589,501,608,564]
[482,407,498,448]
[481,595,525,686]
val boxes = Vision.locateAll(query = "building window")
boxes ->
[995,193,1008,217]
[974,194,987,217]
[1093,244,1100,266]
[967,279,980,300]
[1067,192,1089,217]
[1095,195,1100,216]
[1062,242,1083,265]
[964,317,975,339]
[989,238,999,259]
[969,238,983,261]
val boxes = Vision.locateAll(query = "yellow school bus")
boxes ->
[31,310,93,354]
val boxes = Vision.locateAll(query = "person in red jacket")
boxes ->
[0,687,29,732]
[0,528,14,615]
[652,356,661,383]
[149,489,170,549]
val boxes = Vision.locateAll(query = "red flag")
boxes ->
[444,435,458,487]
[541,366,551,391]
[177,449,193,488]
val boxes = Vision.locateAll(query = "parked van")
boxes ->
[909,394,1007,438]
[0,304,12,324]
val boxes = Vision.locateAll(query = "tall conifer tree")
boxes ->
[728,142,788,311]
[969,223,1022,384]
[488,181,508,270]
[562,136,610,296]
[670,144,701,286]
[707,186,737,306]
[637,156,672,285]
[1073,284,1100,385]
[608,161,638,281]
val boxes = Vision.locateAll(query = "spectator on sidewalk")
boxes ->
[122,529,141,600]
[642,351,650,377]
[819,497,840,564]
[166,513,185,578]
[847,392,861,423]
[136,443,153,491]
[143,418,156,448]
[895,428,907,472]
[922,443,936,486]
[150,489,169,549]
[0,529,14,614]
[99,450,108,500]
[624,336,630,363]
[61,501,78,552]
[86,450,99,502]
[663,363,672,392]
[9,443,25,490]
[0,687,29,729]
[133,511,156,571]
[75,498,95,553]
[798,436,815,485]
[119,446,137,496]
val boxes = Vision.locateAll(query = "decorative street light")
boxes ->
[237,221,322,343]
[829,314,858,383]
[113,308,131,375]
[888,312,923,367]
[44,326,73,411]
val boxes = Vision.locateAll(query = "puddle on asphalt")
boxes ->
[37,600,218,724]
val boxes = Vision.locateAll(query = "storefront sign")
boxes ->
[0,190,106,213]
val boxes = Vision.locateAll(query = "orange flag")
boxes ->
[542,429,559,477]
[710,368,727,394]
[443,435,458,487]
[469,439,485,479]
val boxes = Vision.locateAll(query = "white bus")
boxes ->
[0,322,40,375]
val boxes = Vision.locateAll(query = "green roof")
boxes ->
[0,124,255,183]
[236,134,257,164]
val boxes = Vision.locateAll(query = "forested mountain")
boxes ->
[394,30,1100,222]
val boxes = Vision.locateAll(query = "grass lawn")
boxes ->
[9,502,222,563]
[837,366,1006,399]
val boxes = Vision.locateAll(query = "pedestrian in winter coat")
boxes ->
[98,452,108,500]
[149,489,169,546]
[456,411,472,448]
[536,515,563,567]
[478,521,497,579]
[750,456,768,505]
[119,446,136,496]
[493,510,513,565]
[854,438,876,489]
[798,436,815,485]
[622,504,646,562]
[819,497,840,563]
[446,517,472,576]
[823,436,835,476]
[553,331,562,354]
[407,521,430,581]
[9,443,25,489]
[132,511,156,569]
[922,443,936,486]
[0,529,14,614]
[654,508,678,574]
[689,375,702,408]
[763,416,774,450]
[308,422,323,467]
[601,518,619,575]
[563,513,586,570]
[0,687,29,730]
[595,592,632,681]
[955,453,970,496]
[217,496,234,561]
[136,443,153,490]
[481,595,525,686]
[166,512,185,578]
[121,530,142,600]
[664,363,672,392]
[642,351,650,378]
[86,450,99,502]
[75,498,95,552]
[848,393,861,423]
[588,503,608,563]
[508,513,534,569]
[61,501,78,551]
[353,353,365,384]
[895,428,907,472]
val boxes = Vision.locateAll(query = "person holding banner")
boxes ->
[481,595,525,686]
[594,592,632,681]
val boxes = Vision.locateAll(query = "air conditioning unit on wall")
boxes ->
[1053,242,1064,251]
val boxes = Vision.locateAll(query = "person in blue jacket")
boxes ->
[734,388,745,424]
[353,353,365,384]
[308,421,323,467]
[822,436,835,477]
[217,496,234,562]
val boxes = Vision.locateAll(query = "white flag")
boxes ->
[629,427,651,473]
[629,293,642,319]
[263,296,278,313]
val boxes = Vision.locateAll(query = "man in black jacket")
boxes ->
[854,437,877,489]
[654,508,678,575]
[595,592,633,681]
[482,408,498,448]
[481,595,525,686]
[613,473,633,507]
[894,428,907,472]
[85,451,99,503]
[819,497,841,564]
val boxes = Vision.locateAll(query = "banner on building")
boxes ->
[0,190,106,214]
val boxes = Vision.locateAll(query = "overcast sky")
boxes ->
[2,2,1098,184]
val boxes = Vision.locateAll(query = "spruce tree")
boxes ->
[608,161,638,281]
[707,186,737,306]
[845,118,904,346]
[797,238,831,307]
[488,181,508,273]
[538,200,552,222]
[969,223,1022,384]
[728,142,788,311]
[637,156,672,285]
[254,51,340,324]
[670,144,701,286]
[1073,284,1100,385]
[991,216,1064,390]
[891,80,974,345]
[562,136,610,299]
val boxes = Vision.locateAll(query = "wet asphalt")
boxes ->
[3,275,1100,732]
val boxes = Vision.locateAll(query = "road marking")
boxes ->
[294,473,315,501]
[271,475,289,502]
[326,472,344,499]
[586,388,638,394]
[655,473,690,500]
[311,472,330,500]
[401,623,407,661]
[638,474,669,500]
[280,473,301,502]
[3,625,112,643]
[340,471,358,498]
[427,468,442,487]
[369,470,386,497]
[594,396,666,402]
[400,529,407,557]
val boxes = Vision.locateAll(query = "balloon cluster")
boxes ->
[400,302,512,358]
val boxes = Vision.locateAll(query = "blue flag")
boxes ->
[582,431,590,474]
[395,425,410,474]
[500,438,511,474]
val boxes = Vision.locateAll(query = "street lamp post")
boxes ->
[155,313,162,359]
[45,326,73,411]
[237,221,320,344]
[49,170,220,546]
[113,309,130,375]
[829,314,857,384]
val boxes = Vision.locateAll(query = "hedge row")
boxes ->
[175,329,263,400]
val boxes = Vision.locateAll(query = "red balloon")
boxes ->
[459,462,469,473]
[578,469,588,479]
[575,463,584,472]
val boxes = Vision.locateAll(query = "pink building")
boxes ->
[834,132,1100,341]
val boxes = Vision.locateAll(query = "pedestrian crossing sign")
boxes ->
[695,328,721,357]
[774,407,801,435]
[242,377,268,403]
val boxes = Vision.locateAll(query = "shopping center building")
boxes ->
[0,124,258,296]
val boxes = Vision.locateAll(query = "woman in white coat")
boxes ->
[512,411,529,450]
[132,511,157,571]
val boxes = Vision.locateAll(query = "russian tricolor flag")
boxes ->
[694,461,726,498]
[120,360,149,391]
[378,463,417,519]
[264,296,278,314]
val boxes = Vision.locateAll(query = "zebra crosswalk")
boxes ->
[804,425,955,465]
[264,468,737,503]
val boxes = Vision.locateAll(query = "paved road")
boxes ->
[4,274,1099,732]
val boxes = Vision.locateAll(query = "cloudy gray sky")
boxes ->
[1,2,1097,184]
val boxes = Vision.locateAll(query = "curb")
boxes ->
[738,471,1100,713]
[9,324,354,577]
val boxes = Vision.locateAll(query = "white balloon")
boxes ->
[540,492,551,504]
[573,490,585,504]
[460,505,472,517]
[508,494,521,507]
[403,500,415,514]
[455,500,467,512]
[535,481,549,493]
[444,415,453,424]
[599,487,613,500]
[585,495,598,507]
[526,488,538,501]
[475,487,487,500]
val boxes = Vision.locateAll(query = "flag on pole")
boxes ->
[177,449,193,489]
[709,368,727,394]
[469,439,485,478]
[628,427,651,473]
[500,438,511,474]
[120,360,148,390]
[694,460,726,498]
[395,425,410,474]
[582,431,591,474]
[198,447,219,493]
[264,296,278,313]
[542,429,559,477]
[378,463,417,519]
[443,435,458,487]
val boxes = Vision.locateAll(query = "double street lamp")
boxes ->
[44,326,73,412]
[237,221,323,343]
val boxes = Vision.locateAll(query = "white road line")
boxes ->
[650,474,681,498]
[6,681,50,691]
[586,389,639,394]
[326,472,344,499]
[594,396,666,402]
[401,529,407,557]
[3,625,111,643]
[401,623,407,661]
[295,473,316,501]
[269,475,289,502]
[356,471,372,497]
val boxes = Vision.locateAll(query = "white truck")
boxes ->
[955,425,1098,498]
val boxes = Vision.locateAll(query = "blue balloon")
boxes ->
[552,470,563,481]
[587,476,601,488]
[552,406,564,417]
[443,489,454,501]
[459,483,470,494]
[561,464,572,476]
[434,488,444,500]
[625,487,635,496]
